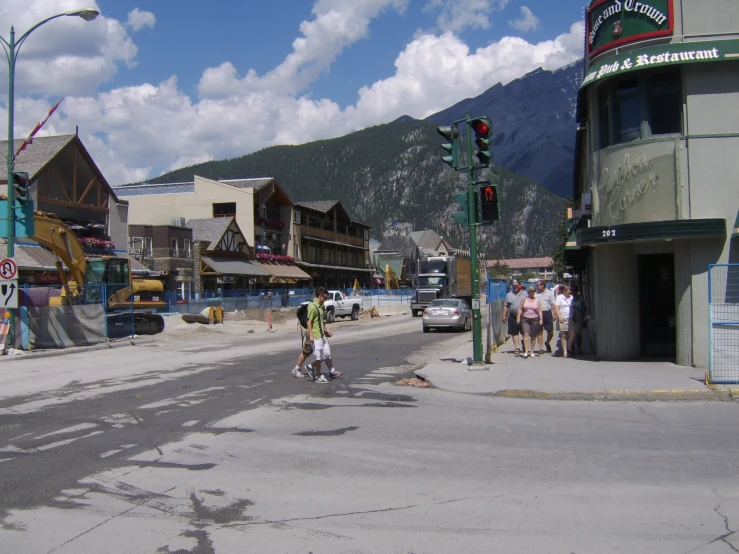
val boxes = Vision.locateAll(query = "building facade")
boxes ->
[293,201,372,289]
[569,0,739,366]
[488,257,554,282]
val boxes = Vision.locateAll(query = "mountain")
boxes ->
[144,120,563,259]
[425,60,583,197]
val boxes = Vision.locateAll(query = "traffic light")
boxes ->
[470,118,492,166]
[12,171,30,207]
[478,182,499,224]
[437,125,460,168]
[452,192,469,227]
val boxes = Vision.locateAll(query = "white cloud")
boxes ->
[4,0,585,186]
[509,6,540,33]
[423,0,510,33]
[197,0,410,98]
[0,0,138,97]
[126,8,156,32]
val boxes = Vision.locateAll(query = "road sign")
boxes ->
[0,258,17,281]
[1,280,18,309]
[472,299,480,310]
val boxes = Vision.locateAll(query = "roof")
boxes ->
[1,242,154,275]
[409,229,443,250]
[186,217,234,250]
[487,257,554,269]
[253,261,311,281]
[114,182,195,196]
[218,177,273,189]
[0,135,76,180]
[377,235,418,253]
[294,200,339,213]
[201,255,271,277]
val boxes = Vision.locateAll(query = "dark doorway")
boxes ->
[638,253,676,358]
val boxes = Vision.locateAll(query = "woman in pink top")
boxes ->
[516,286,543,358]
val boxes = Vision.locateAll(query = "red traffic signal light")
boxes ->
[470,118,491,138]
[478,182,499,223]
[12,171,30,206]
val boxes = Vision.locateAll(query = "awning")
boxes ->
[581,39,739,89]
[576,218,726,246]
[296,261,374,272]
[253,261,311,281]
[201,255,271,277]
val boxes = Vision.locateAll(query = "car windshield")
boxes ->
[429,300,459,308]
[418,276,447,286]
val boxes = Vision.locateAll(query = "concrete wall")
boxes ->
[679,0,739,36]
[592,243,640,360]
[109,202,129,252]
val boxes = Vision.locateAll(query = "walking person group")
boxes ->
[504,279,584,358]
[291,286,344,383]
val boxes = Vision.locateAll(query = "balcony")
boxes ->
[255,215,285,230]
[301,226,364,247]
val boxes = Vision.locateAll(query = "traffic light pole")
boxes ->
[464,112,484,365]
[6,25,16,260]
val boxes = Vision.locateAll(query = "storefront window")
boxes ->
[597,70,682,149]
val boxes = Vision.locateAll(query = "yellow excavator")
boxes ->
[32,212,166,335]
[385,263,400,290]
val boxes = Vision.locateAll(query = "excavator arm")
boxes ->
[31,213,88,296]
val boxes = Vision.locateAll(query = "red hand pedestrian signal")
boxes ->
[478,182,499,223]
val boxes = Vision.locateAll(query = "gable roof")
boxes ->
[295,200,339,213]
[409,229,443,250]
[186,217,235,250]
[219,177,274,189]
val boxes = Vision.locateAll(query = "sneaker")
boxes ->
[546,343,552,353]
[523,353,529,358]
[304,364,315,380]
[531,352,537,358]
[329,369,344,378]
[314,375,330,384]
[291,367,303,378]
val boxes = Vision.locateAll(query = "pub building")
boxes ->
[567,0,739,366]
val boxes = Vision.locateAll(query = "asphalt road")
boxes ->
[1,315,738,553]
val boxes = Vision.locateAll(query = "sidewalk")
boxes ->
[416,339,739,401]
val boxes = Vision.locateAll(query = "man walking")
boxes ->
[502,279,527,354]
[307,286,343,383]
[535,280,555,354]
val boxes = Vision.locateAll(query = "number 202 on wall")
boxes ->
[602,229,616,238]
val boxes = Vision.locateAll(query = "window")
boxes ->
[363,230,369,240]
[294,242,300,259]
[129,236,143,252]
[213,202,236,218]
[171,238,179,256]
[597,70,682,149]
[144,237,152,257]
[178,281,191,301]
[184,239,191,257]
[293,211,300,225]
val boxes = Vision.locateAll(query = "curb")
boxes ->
[0,336,157,363]
[415,373,736,402]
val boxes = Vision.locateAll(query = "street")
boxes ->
[0,315,738,553]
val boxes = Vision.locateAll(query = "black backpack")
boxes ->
[296,302,309,329]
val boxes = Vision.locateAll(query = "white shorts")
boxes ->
[312,337,331,361]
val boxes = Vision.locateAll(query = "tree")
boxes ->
[489,259,510,278]
[551,197,577,281]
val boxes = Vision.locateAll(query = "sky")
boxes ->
[0,0,588,186]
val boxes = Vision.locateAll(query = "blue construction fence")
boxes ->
[162,288,414,314]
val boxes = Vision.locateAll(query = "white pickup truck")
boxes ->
[323,290,363,322]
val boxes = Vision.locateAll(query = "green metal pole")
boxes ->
[465,112,483,364]
[6,27,16,348]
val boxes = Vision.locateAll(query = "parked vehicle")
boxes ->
[411,255,472,317]
[323,290,363,322]
[422,298,472,333]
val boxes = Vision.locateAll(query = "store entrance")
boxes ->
[638,254,676,358]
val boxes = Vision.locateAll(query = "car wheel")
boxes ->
[351,306,359,320]
[423,326,430,333]
[326,308,335,323]
[412,310,418,317]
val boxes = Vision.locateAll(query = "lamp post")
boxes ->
[1,9,98,347]
[2,9,99,257]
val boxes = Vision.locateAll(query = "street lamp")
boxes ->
[1,9,99,349]
[1,9,100,258]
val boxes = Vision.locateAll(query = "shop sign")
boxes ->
[582,38,739,88]
[592,140,677,227]
[587,0,673,58]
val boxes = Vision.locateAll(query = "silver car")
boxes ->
[422,298,472,333]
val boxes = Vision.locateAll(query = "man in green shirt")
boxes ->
[307,286,343,383]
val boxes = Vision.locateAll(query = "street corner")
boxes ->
[394,377,431,388]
